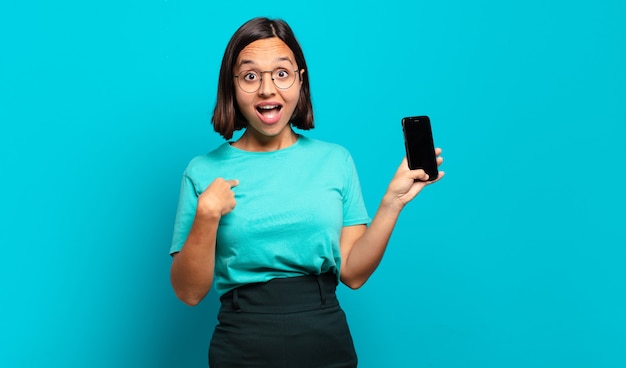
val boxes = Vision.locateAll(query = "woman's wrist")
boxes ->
[195,204,222,222]
[380,192,406,214]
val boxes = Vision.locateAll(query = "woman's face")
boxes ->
[234,37,303,144]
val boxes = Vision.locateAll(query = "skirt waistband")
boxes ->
[219,272,338,314]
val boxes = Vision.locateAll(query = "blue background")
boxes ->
[1,1,625,367]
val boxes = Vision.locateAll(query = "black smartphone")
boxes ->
[402,115,438,181]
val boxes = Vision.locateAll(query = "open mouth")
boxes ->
[256,104,283,123]
[256,104,282,115]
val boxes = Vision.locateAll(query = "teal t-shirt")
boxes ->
[170,135,371,296]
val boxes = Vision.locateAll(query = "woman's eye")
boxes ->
[243,72,258,81]
[275,70,289,79]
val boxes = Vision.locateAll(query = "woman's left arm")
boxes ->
[339,149,444,289]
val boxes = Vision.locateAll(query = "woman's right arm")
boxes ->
[170,178,238,306]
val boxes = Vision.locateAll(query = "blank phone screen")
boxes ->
[402,116,438,180]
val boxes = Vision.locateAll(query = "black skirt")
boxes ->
[208,272,358,368]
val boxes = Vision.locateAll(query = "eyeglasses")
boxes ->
[233,68,300,93]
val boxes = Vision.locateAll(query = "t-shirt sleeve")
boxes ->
[342,152,371,226]
[169,174,199,255]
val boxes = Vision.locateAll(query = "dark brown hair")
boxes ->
[212,17,314,140]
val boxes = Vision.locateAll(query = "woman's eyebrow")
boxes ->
[273,56,293,63]
[238,59,257,66]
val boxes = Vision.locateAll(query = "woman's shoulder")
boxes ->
[298,135,351,157]
[183,142,232,174]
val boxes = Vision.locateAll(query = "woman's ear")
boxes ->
[299,69,305,84]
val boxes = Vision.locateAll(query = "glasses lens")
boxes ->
[237,71,260,93]
[272,69,296,90]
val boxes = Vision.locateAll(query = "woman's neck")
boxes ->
[232,128,298,152]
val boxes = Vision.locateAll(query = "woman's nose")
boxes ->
[258,73,276,96]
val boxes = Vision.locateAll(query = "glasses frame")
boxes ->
[233,69,300,93]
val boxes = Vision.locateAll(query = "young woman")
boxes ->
[169,17,444,367]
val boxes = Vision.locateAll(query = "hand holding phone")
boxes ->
[402,115,438,181]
